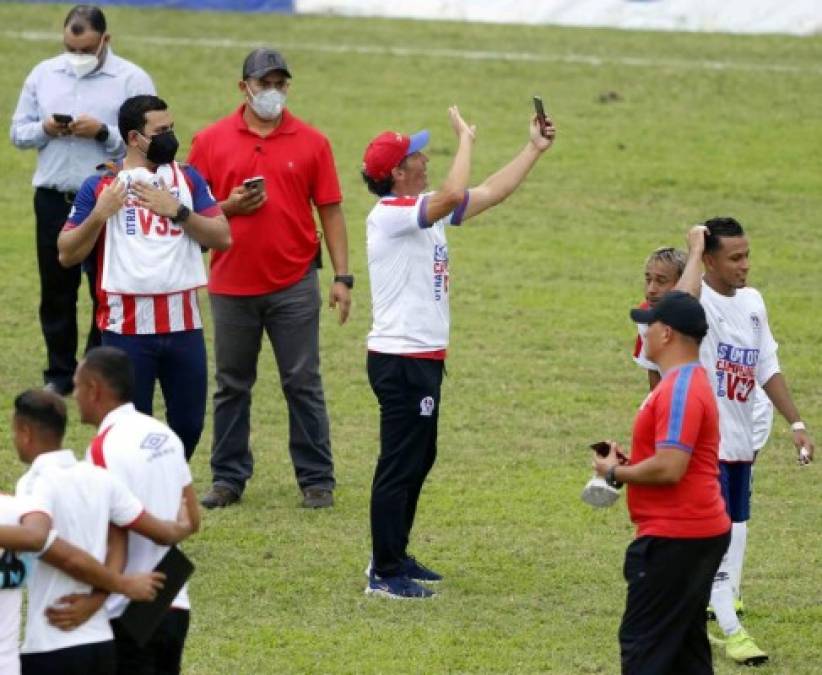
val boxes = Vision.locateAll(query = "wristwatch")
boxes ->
[94,125,109,143]
[334,274,354,289]
[604,466,623,490]
[172,204,191,224]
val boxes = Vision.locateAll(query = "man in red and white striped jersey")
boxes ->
[57,95,230,460]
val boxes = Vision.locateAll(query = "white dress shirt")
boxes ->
[10,49,155,192]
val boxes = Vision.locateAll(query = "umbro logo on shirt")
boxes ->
[140,433,168,450]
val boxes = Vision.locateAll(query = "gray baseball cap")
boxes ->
[242,48,292,80]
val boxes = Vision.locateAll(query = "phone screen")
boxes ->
[53,114,73,125]
[243,177,264,192]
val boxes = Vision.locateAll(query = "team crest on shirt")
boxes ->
[433,244,449,301]
[750,313,760,331]
[420,396,435,417]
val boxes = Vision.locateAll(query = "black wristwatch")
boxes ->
[334,274,354,289]
[172,204,191,224]
[94,124,109,143]
[605,466,623,490]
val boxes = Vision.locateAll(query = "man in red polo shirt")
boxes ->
[593,290,731,674]
[188,48,351,509]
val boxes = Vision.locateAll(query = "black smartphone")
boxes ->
[590,441,611,457]
[533,96,549,138]
[53,113,73,125]
[242,176,265,192]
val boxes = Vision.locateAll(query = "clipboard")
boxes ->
[117,546,195,647]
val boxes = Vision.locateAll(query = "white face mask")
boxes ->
[248,86,286,121]
[66,51,99,78]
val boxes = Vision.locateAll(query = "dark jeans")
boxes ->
[102,330,207,460]
[34,187,101,392]
[209,267,334,495]
[619,531,731,675]
[111,609,190,675]
[367,352,443,578]
[21,640,115,675]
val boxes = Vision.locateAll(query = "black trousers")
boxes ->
[111,609,190,675]
[34,187,101,392]
[21,640,115,675]
[619,531,731,675]
[367,352,443,578]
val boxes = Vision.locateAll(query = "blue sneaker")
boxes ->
[365,573,435,599]
[402,556,443,583]
[364,556,443,583]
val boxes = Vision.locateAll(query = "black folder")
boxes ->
[117,546,195,647]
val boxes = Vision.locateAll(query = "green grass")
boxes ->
[2,3,821,673]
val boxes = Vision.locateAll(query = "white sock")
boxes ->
[728,521,748,600]
[711,548,741,636]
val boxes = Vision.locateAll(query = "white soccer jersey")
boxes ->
[87,404,193,618]
[366,192,468,354]
[101,163,205,295]
[699,281,780,462]
[0,495,43,675]
[16,451,144,654]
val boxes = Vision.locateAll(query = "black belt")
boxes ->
[37,186,77,204]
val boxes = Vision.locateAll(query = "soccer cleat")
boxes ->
[364,556,443,583]
[725,627,768,666]
[706,604,716,621]
[365,573,435,599]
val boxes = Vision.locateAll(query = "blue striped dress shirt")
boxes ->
[10,49,155,192]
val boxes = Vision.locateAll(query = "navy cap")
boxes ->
[630,290,708,340]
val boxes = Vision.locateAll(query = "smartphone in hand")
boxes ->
[53,114,73,125]
[242,176,265,193]
[533,96,549,138]
[590,441,628,464]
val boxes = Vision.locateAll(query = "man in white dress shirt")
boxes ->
[10,4,155,395]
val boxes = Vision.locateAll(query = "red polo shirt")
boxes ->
[188,106,343,295]
[627,361,730,539]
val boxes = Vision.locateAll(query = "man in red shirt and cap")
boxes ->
[594,290,731,674]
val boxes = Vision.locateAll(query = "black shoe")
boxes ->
[200,485,240,509]
[301,488,333,509]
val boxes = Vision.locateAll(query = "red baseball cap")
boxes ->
[362,129,430,181]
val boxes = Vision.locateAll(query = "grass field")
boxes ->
[1,3,821,673]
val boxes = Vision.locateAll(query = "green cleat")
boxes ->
[725,627,768,666]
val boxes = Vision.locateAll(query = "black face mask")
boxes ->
[143,130,179,165]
